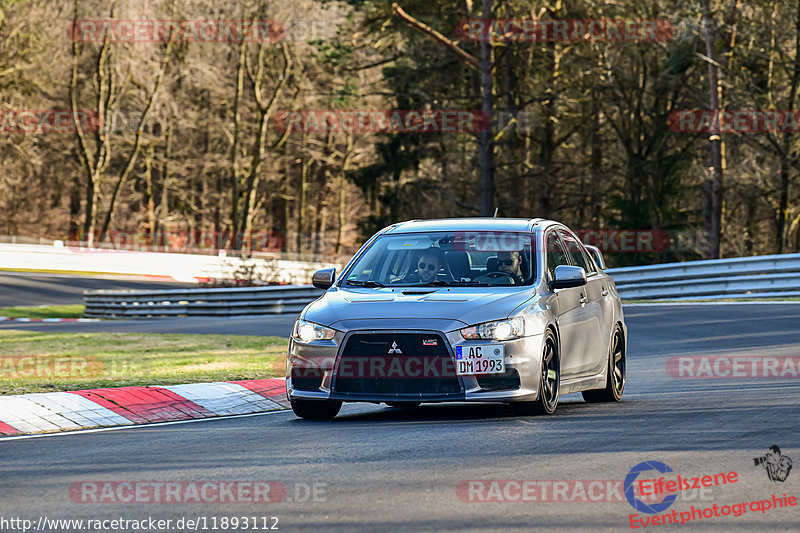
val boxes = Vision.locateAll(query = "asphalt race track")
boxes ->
[0,272,195,307]
[1,304,799,532]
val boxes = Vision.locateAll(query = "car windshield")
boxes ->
[342,231,535,287]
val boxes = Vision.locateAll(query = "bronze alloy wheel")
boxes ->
[582,325,625,403]
[513,329,560,415]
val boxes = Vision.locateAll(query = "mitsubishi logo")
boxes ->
[388,341,402,354]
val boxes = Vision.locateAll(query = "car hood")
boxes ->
[303,287,536,329]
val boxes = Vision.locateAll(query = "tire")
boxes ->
[512,329,560,415]
[386,402,422,408]
[582,325,625,403]
[290,399,342,420]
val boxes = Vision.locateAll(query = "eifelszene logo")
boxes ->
[624,461,678,514]
[754,446,793,482]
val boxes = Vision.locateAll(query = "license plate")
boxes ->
[455,344,505,375]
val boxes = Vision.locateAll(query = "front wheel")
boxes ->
[582,325,625,403]
[290,399,342,420]
[513,329,560,415]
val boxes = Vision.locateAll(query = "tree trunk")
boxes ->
[478,0,494,216]
[296,154,310,253]
[239,44,290,241]
[702,0,723,259]
[229,39,247,243]
[159,122,172,241]
[98,38,172,239]
[589,105,603,226]
[239,107,270,241]
[537,41,559,219]
[775,0,800,253]
[68,171,81,240]
[335,179,346,257]
[70,0,112,246]
[144,152,156,237]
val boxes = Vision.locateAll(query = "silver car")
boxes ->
[286,218,627,419]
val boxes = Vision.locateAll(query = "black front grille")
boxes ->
[332,333,461,396]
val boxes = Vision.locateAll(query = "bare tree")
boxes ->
[702,0,724,259]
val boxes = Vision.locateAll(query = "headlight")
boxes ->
[292,319,336,343]
[460,317,525,341]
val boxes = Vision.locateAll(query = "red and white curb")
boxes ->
[0,317,101,323]
[0,378,288,436]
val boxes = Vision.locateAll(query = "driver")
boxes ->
[497,250,524,284]
[415,249,443,283]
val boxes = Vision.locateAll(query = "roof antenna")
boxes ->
[493,207,499,218]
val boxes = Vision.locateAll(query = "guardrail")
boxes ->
[608,253,800,301]
[83,253,800,318]
[84,285,323,318]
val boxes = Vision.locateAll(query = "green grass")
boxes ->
[0,305,86,319]
[0,331,287,395]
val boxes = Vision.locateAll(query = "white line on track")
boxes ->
[625,384,800,396]
[624,301,800,306]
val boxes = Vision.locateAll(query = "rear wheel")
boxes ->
[513,329,559,415]
[290,399,342,419]
[582,325,625,403]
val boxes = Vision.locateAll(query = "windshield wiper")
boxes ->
[346,280,386,288]
[422,280,486,286]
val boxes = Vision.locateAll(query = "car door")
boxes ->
[560,230,607,376]
[580,240,616,370]
[545,230,584,379]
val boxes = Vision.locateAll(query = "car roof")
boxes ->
[384,218,546,234]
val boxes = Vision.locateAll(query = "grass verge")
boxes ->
[0,330,287,395]
[0,305,86,319]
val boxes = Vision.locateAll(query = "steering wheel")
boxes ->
[474,271,518,284]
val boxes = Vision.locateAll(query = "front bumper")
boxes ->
[286,328,545,403]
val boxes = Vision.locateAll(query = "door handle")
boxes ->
[579,294,587,305]
[601,287,609,297]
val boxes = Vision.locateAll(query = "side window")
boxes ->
[560,231,591,273]
[581,247,598,274]
[546,232,569,280]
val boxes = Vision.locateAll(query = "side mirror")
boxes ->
[584,244,606,270]
[312,268,336,290]
[552,265,587,289]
